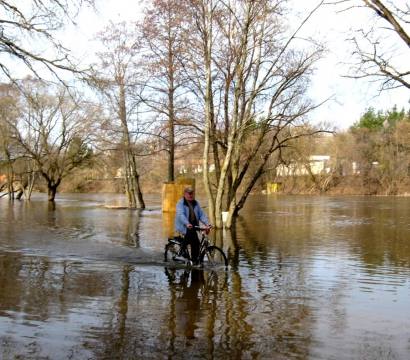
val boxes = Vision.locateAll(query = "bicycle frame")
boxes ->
[169,227,210,263]
[197,230,210,260]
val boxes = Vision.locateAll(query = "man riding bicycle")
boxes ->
[175,187,211,265]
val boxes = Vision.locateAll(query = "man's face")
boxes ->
[184,191,195,201]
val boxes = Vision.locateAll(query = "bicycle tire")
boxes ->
[200,245,228,267]
[164,242,181,263]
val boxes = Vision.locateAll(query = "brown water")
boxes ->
[0,194,410,359]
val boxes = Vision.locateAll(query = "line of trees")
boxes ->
[348,106,410,194]
[275,106,410,195]
[1,0,409,228]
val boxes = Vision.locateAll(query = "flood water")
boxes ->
[0,194,410,359]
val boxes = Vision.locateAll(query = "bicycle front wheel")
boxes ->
[200,246,228,267]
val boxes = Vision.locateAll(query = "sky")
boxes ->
[292,0,410,128]
[61,0,410,129]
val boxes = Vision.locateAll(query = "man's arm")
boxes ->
[176,200,190,228]
[197,204,209,226]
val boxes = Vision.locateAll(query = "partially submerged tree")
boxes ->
[183,0,324,227]
[140,0,192,182]
[91,22,145,209]
[0,83,20,199]
[9,80,95,201]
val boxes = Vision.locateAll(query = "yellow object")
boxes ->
[162,178,195,212]
[162,211,176,239]
[267,182,280,194]
[162,177,195,238]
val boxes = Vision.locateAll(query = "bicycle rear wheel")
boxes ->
[200,246,228,267]
[164,242,181,262]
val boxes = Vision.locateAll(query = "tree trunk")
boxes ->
[131,154,145,209]
[202,3,216,226]
[119,82,145,209]
[203,106,216,225]
[224,198,237,229]
[24,171,36,200]
[16,182,24,200]
[167,36,175,183]
[214,134,236,228]
[6,159,14,200]
[48,184,57,202]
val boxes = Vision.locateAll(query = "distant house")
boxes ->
[115,167,124,179]
[175,159,215,175]
[174,144,215,175]
[277,155,331,177]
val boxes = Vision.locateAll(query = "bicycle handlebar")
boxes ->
[194,225,212,231]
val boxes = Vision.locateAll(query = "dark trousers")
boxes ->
[184,228,200,262]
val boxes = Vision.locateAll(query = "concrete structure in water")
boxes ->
[162,177,195,238]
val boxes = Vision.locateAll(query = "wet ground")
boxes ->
[0,194,410,359]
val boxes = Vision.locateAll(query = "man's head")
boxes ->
[183,186,195,201]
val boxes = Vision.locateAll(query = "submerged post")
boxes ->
[162,177,195,238]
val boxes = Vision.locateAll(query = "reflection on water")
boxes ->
[0,194,410,359]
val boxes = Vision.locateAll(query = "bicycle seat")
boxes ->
[168,236,184,244]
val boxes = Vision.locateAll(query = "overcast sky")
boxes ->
[61,0,410,129]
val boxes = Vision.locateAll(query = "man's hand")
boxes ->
[186,223,193,229]
[205,224,212,234]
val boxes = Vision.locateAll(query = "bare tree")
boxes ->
[0,0,94,81]
[183,0,324,227]
[90,22,145,209]
[139,0,193,182]
[0,83,20,199]
[339,0,410,90]
[9,79,95,201]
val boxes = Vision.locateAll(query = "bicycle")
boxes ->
[164,226,228,268]
[164,267,228,297]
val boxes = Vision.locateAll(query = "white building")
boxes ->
[277,155,331,177]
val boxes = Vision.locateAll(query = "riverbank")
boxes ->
[5,170,407,199]
[271,175,410,196]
